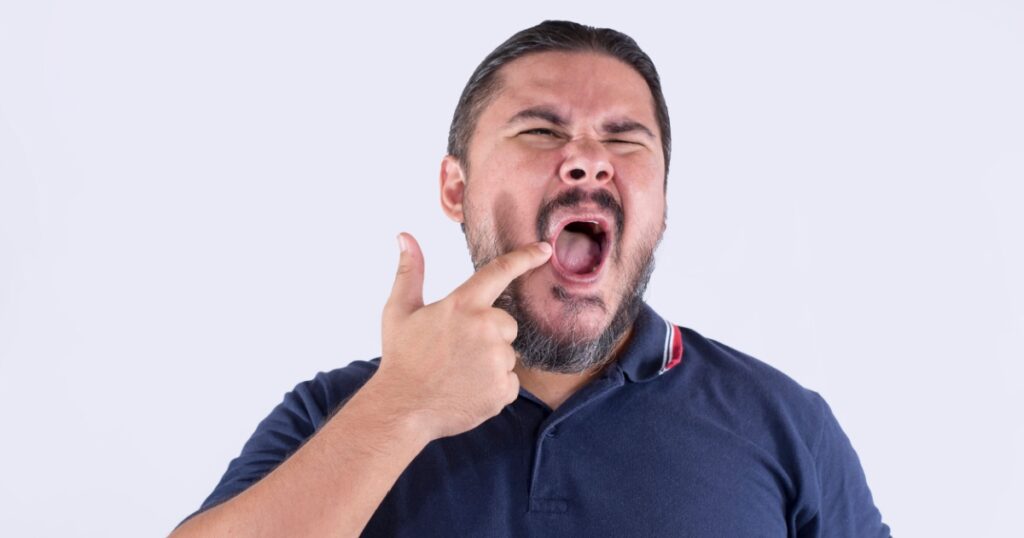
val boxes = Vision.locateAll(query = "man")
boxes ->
[173,20,890,537]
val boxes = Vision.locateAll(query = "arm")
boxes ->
[171,234,553,537]
[797,394,891,538]
[171,377,429,537]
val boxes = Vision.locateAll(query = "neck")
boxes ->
[513,325,634,411]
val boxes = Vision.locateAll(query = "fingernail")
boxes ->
[397,234,408,253]
[537,242,552,254]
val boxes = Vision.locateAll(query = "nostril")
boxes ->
[569,169,585,180]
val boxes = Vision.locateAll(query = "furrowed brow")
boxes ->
[602,119,656,139]
[505,106,568,127]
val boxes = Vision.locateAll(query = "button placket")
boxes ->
[527,377,622,515]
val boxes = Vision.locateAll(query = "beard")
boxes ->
[464,187,663,374]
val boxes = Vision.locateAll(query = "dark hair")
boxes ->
[446,20,672,184]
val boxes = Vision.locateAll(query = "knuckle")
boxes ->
[446,289,467,311]
[507,374,520,402]
[493,308,516,324]
[495,341,513,358]
[491,255,516,275]
[485,311,505,334]
[395,261,414,277]
[506,347,518,366]
[382,298,398,318]
[491,311,517,339]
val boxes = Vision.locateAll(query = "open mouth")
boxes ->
[550,218,611,281]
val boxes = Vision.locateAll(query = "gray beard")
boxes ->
[491,252,656,373]
[466,215,661,375]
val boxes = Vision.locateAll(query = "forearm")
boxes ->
[171,379,430,537]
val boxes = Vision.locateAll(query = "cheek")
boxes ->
[617,161,665,224]
[502,143,562,182]
[475,188,545,251]
[614,186,664,266]
[474,145,557,196]
[491,191,524,250]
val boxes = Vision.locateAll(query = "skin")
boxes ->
[170,49,667,537]
[440,51,667,409]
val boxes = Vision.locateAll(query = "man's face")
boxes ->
[441,51,667,373]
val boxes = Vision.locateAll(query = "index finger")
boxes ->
[452,241,552,307]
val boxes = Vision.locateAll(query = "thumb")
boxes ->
[386,232,425,318]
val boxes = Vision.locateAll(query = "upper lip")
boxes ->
[545,208,614,244]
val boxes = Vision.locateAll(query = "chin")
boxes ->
[495,252,648,374]
[524,279,614,342]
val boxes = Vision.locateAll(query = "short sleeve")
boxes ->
[798,393,891,537]
[177,361,379,528]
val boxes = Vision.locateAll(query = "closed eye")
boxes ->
[521,128,560,137]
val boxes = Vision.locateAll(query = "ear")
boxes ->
[440,155,467,223]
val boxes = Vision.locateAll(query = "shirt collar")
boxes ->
[613,302,685,383]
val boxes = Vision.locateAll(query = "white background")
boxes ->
[1,1,1021,536]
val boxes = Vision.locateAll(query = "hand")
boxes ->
[366,232,552,442]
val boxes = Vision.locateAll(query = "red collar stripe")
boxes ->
[658,321,685,375]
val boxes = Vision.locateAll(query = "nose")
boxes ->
[559,137,614,186]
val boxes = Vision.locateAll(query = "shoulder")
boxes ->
[287,357,382,429]
[671,326,828,445]
[679,328,816,398]
[655,326,890,534]
[303,357,382,399]
[233,358,384,441]
[183,358,384,522]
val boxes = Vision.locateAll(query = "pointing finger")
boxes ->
[453,241,552,307]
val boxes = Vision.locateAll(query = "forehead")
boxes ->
[481,51,659,132]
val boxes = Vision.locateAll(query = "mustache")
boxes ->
[535,187,625,242]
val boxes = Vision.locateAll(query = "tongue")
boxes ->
[555,229,602,274]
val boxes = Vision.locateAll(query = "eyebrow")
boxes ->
[506,105,655,139]
[505,105,567,127]
[602,119,656,139]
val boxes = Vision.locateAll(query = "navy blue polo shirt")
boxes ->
[186,303,890,536]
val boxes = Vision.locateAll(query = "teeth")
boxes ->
[556,219,608,240]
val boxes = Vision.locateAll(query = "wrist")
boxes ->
[347,376,436,448]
